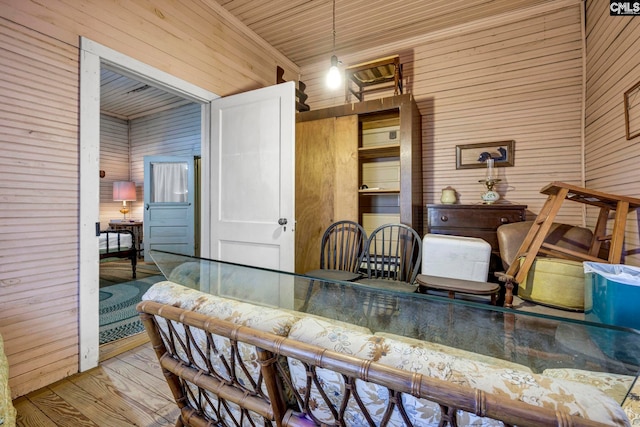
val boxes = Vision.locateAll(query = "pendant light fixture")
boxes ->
[326,0,341,89]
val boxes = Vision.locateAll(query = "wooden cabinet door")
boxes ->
[295,115,358,274]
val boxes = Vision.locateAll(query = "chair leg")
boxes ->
[609,201,629,263]
[501,276,515,308]
[300,279,316,311]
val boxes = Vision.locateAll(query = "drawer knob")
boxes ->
[500,217,510,224]
[440,215,448,222]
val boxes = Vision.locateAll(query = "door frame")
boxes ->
[79,38,216,371]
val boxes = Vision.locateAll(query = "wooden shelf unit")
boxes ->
[358,144,400,159]
[295,94,422,273]
[359,188,400,194]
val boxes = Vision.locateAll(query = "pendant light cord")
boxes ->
[332,0,336,55]
[326,0,340,89]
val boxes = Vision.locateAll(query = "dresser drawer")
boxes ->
[426,204,527,250]
[428,207,525,230]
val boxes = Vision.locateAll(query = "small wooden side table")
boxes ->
[109,221,143,258]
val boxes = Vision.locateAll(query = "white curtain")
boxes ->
[151,162,188,203]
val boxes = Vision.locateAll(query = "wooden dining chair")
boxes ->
[361,224,422,285]
[352,223,421,316]
[305,220,367,281]
[302,220,367,310]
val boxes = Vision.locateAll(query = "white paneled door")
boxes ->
[206,81,295,273]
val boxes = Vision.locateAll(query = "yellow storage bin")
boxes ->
[517,257,585,311]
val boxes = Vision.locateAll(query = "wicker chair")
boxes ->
[138,301,288,427]
[497,221,594,310]
[138,291,628,427]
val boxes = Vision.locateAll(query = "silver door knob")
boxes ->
[278,218,288,225]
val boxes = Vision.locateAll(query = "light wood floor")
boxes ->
[13,339,179,427]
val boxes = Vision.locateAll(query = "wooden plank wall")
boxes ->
[299,1,586,226]
[0,17,80,397]
[99,115,130,226]
[0,0,298,96]
[0,0,297,398]
[584,0,640,265]
[99,104,201,224]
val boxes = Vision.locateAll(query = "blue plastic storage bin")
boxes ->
[584,262,640,330]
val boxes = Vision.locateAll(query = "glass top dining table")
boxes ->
[149,249,640,403]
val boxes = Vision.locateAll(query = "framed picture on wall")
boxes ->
[456,140,515,169]
[625,79,640,140]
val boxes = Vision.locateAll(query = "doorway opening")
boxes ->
[81,38,296,371]
[98,68,202,351]
[80,38,217,371]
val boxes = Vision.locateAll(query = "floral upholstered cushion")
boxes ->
[542,368,640,425]
[622,379,640,424]
[0,334,16,427]
[143,281,300,335]
[287,316,630,426]
[542,368,635,403]
[375,332,533,373]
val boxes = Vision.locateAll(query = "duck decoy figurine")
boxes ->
[478,147,507,162]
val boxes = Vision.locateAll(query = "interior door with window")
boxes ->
[143,156,195,261]
[205,81,295,272]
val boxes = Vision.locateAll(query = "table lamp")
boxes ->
[113,181,137,220]
[479,159,501,204]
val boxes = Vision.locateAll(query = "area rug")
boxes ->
[100,260,162,288]
[99,275,166,344]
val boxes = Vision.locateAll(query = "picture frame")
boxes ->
[624,79,640,140]
[456,140,515,169]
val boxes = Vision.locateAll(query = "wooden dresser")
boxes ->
[426,204,528,278]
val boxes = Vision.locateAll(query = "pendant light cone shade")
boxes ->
[326,55,341,89]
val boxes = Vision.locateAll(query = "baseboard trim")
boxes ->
[99,332,150,362]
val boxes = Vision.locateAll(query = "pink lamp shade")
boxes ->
[113,181,137,202]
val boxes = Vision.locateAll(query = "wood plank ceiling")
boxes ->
[212,0,557,66]
[100,0,557,118]
[100,68,193,120]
